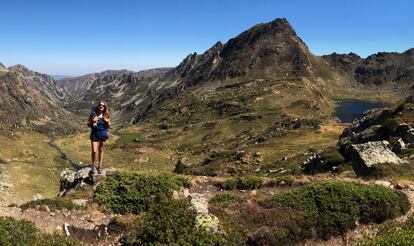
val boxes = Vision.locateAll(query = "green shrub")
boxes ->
[322,151,345,168]
[237,177,263,189]
[263,181,410,239]
[359,216,414,245]
[266,176,294,187]
[21,198,78,211]
[378,118,399,139]
[94,171,191,214]
[173,159,188,174]
[359,228,414,246]
[0,217,78,246]
[218,177,263,190]
[218,178,238,190]
[122,199,224,246]
[209,201,312,246]
[210,193,243,207]
[243,205,312,246]
[303,149,347,175]
[403,102,414,111]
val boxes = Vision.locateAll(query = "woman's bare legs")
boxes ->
[98,141,104,168]
[91,141,99,168]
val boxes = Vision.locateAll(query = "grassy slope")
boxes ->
[0,132,72,205]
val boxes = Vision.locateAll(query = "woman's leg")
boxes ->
[98,141,104,167]
[91,141,98,167]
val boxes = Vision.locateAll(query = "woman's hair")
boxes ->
[94,101,109,117]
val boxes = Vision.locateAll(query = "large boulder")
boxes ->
[350,141,406,176]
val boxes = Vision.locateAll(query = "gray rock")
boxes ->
[71,199,88,207]
[190,193,219,232]
[350,141,406,176]
[75,167,92,180]
[190,193,209,215]
[59,167,109,196]
[374,180,392,188]
[392,138,406,154]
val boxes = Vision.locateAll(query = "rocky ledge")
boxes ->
[59,167,112,196]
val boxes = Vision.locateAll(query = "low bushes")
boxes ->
[266,175,294,187]
[121,199,224,246]
[360,228,414,246]
[0,217,78,246]
[243,205,312,246]
[377,118,399,139]
[218,176,293,190]
[210,193,243,208]
[264,181,410,239]
[359,216,414,245]
[21,198,78,212]
[209,199,312,246]
[94,170,191,214]
[303,148,349,175]
[173,159,188,174]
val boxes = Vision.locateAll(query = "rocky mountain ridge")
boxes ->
[323,48,414,88]
[2,17,413,131]
[63,18,338,126]
[0,64,81,134]
[8,64,71,105]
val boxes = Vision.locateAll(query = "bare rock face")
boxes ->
[350,141,406,176]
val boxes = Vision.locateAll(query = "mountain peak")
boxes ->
[268,17,295,32]
[9,64,31,73]
[246,17,297,39]
[405,48,414,55]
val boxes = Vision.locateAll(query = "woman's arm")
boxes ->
[103,115,111,128]
[87,112,98,127]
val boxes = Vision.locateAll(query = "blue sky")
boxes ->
[0,0,413,75]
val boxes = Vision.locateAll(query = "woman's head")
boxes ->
[95,101,109,116]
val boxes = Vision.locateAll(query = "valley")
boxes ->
[0,17,414,245]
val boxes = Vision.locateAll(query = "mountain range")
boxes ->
[0,18,413,133]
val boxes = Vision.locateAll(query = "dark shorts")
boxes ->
[90,129,109,142]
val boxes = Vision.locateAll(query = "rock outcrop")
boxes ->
[59,167,109,196]
[339,96,414,158]
[349,141,406,176]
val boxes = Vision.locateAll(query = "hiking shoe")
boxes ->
[97,166,103,174]
[91,166,98,174]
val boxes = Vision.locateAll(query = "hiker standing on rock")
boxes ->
[87,101,111,174]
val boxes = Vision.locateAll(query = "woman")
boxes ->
[87,101,111,174]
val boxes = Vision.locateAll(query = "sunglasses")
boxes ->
[98,104,105,107]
